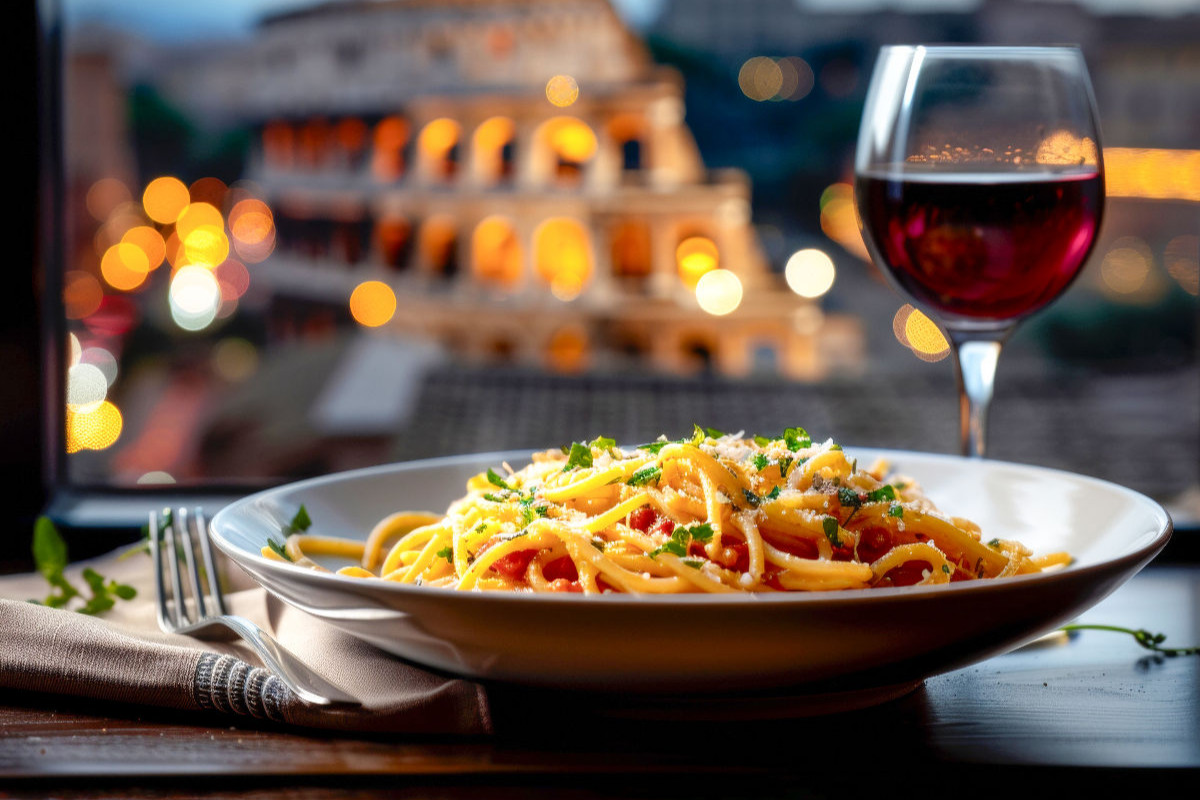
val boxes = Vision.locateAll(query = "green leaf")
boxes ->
[649,523,713,558]
[753,434,771,447]
[111,583,137,600]
[562,442,594,472]
[888,505,904,518]
[867,485,897,503]
[626,465,662,487]
[436,546,453,561]
[81,567,106,593]
[782,427,812,451]
[822,517,842,547]
[486,468,514,490]
[32,517,68,581]
[1060,624,1200,657]
[267,538,293,562]
[589,436,617,452]
[690,425,706,446]
[705,427,726,439]
[779,456,794,478]
[287,505,312,534]
[751,453,770,471]
[837,487,862,509]
[765,486,782,501]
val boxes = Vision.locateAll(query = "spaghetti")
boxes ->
[262,427,1070,593]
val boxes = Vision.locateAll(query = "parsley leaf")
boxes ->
[751,453,770,471]
[753,434,772,447]
[649,523,715,559]
[888,505,904,518]
[30,516,137,614]
[626,465,662,487]
[486,468,514,490]
[822,517,842,547]
[562,442,594,472]
[285,504,312,534]
[436,546,453,561]
[866,485,897,503]
[267,537,293,562]
[837,487,862,509]
[705,427,726,439]
[782,427,812,451]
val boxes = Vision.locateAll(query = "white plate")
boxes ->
[209,449,1172,700]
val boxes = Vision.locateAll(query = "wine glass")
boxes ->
[855,45,1104,458]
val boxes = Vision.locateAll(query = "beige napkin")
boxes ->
[0,547,492,734]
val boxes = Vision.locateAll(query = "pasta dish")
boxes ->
[261,427,1070,593]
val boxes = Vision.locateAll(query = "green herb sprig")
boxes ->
[1061,624,1200,657]
[30,516,137,615]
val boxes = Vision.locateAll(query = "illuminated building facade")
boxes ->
[171,0,863,378]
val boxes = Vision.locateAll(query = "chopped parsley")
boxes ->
[285,504,312,534]
[822,516,842,547]
[751,453,770,471]
[987,538,1002,549]
[30,516,138,614]
[486,468,514,491]
[888,505,904,518]
[837,487,862,509]
[650,523,714,558]
[267,537,293,562]
[866,485,897,503]
[626,465,662,487]
[741,485,783,508]
[782,427,812,451]
[705,427,726,439]
[562,442,594,472]
[436,546,453,561]
[941,564,952,574]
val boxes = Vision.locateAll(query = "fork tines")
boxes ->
[151,506,225,633]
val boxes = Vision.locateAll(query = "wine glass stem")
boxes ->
[951,337,1004,459]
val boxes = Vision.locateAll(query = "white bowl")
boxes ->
[209,449,1171,699]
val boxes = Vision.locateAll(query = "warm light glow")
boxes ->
[695,269,743,316]
[230,198,274,245]
[676,236,718,289]
[86,178,131,222]
[142,176,190,224]
[189,176,228,209]
[419,216,458,275]
[777,57,814,101]
[1036,131,1099,166]
[545,74,580,107]
[542,117,598,163]
[1165,235,1199,296]
[121,226,166,272]
[100,242,150,291]
[472,216,523,288]
[175,202,224,243]
[137,471,177,485]
[546,325,588,373]
[63,271,104,319]
[892,304,949,362]
[66,400,123,452]
[1104,148,1200,201]
[418,118,461,167]
[182,224,230,267]
[785,248,836,298]
[372,115,410,181]
[820,183,870,262]
[535,218,592,300]
[739,56,783,102]
[473,116,516,181]
[349,281,397,327]
[169,265,221,331]
[1100,237,1153,295]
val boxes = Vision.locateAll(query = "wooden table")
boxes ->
[3,564,1198,797]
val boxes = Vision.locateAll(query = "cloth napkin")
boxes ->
[0,547,492,734]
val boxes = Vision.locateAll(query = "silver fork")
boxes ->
[150,506,359,706]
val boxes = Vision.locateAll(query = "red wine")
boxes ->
[856,171,1103,321]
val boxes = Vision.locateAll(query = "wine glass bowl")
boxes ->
[854,45,1105,455]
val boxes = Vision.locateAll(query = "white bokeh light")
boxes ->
[785,249,836,298]
[169,265,222,331]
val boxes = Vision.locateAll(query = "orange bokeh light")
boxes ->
[349,281,397,327]
[175,202,225,242]
[63,271,104,319]
[66,400,123,452]
[121,225,166,271]
[100,242,150,291]
[676,236,719,288]
[143,176,190,224]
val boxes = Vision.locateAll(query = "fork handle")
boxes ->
[192,615,360,706]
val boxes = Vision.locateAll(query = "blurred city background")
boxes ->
[52,0,1199,519]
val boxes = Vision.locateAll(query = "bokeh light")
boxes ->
[545,74,580,107]
[66,400,123,452]
[1100,237,1153,295]
[86,178,132,222]
[80,346,118,387]
[66,362,108,410]
[212,337,259,382]
[676,236,719,289]
[819,182,870,262]
[738,56,783,102]
[142,176,190,224]
[137,471,177,485]
[695,269,743,316]
[100,242,150,291]
[893,304,950,362]
[121,226,166,272]
[472,216,523,288]
[349,281,397,327]
[169,265,222,331]
[63,271,104,319]
[543,117,598,163]
[215,258,251,301]
[535,218,592,300]
[182,223,231,267]
[1165,235,1199,296]
[175,202,224,243]
[784,248,836,298]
